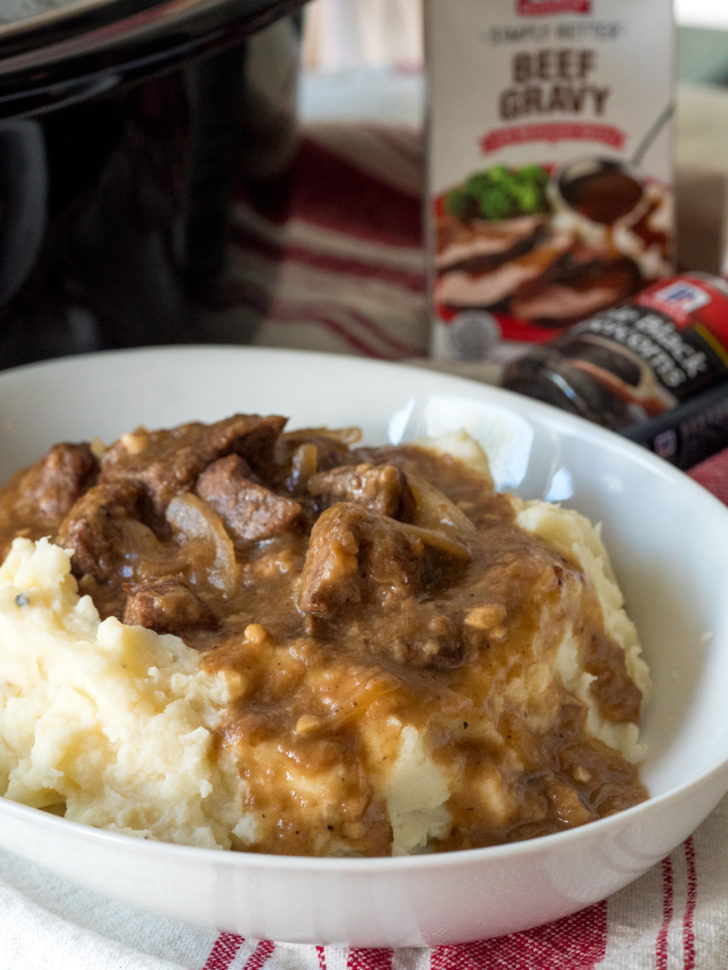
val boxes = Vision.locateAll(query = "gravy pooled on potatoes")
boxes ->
[0,414,649,855]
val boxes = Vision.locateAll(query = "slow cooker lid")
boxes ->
[1,1,159,45]
[0,0,305,115]
[0,0,291,53]
[0,0,113,30]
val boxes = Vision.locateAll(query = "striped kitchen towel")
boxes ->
[0,799,719,969]
[195,120,430,360]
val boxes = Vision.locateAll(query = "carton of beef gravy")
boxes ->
[426,0,676,363]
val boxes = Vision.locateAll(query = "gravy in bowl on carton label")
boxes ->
[426,0,676,363]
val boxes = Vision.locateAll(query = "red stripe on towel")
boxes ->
[347,948,394,970]
[243,939,276,970]
[655,855,674,970]
[202,932,245,970]
[264,304,399,357]
[683,837,698,970]
[430,901,607,969]
[238,137,422,246]
[201,278,421,358]
[228,221,425,292]
[366,123,425,170]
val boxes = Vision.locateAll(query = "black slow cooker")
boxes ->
[0,0,306,369]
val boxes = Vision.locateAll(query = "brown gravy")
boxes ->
[563,167,644,224]
[0,416,647,855]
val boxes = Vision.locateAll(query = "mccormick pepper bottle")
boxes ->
[502,273,728,438]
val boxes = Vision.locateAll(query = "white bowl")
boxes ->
[0,345,727,946]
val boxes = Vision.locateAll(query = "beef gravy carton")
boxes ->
[426,0,676,362]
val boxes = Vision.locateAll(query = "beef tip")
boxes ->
[195,453,304,543]
[123,576,216,635]
[56,480,151,582]
[16,442,98,522]
[99,414,286,515]
[298,502,465,669]
[307,462,410,518]
[298,503,422,615]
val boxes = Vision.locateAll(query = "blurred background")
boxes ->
[0,0,727,369]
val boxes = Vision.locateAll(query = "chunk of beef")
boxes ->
[16,442,98,522]
[299,503,420,615]
[196,453,304,542]
[298,502,465,668]
[99,414,286,515]
[56,480,152,582]
[123,576,216,635]
[307,462,409,519]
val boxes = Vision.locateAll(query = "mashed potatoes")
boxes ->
[0,538,245,848]
[0,425,650,855]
